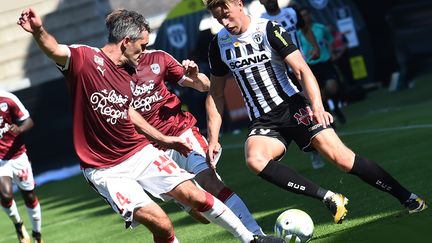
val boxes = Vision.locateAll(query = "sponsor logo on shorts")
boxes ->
[294,108,312,125]
[308,123,323,132]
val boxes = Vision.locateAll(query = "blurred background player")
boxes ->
[259,0,325,169]
[131,48,264,235]
[0,91,43,243]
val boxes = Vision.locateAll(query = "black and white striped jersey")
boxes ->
[261,7,304,50]
[209,18,300,120]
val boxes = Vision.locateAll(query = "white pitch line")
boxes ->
[222,124,432,149]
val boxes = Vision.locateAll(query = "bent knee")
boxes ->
[245,156,269,174]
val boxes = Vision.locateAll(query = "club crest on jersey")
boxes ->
[252,32,263,44]
[93,55,104,66]
[233,41,240,47]
[0,102,7,112]
[151,64,160,74]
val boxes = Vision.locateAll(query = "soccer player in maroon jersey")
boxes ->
[203,0,427,224]
[0,91,43,243]
[18,7,283,243]
[132,48,263,235]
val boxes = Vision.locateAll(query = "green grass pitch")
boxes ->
[1,73,431,242]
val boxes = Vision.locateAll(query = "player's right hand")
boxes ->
[163,136,192,157]
[206,142,221,169]
[17,8,43,33]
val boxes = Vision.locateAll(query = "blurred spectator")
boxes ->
[329,25,354,85]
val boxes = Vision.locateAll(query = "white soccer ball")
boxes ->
[274,209,314,243]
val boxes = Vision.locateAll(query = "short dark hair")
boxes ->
[105,9,151,43]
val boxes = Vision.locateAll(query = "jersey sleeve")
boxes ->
[208,35,230,77]
[163,52,186,84]
[58,45,86,83]
[266,21,298,58]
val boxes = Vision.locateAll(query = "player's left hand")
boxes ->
[9,124,22,135]
[308,105,333,128]
[206,142,222,169]
[182,59,199,79]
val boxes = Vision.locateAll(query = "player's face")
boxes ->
[211,1,247,35]
[124,31,149,67]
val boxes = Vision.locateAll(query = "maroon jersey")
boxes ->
[60,45,148,169]
[131,50,196,138]
[0,91,30,160]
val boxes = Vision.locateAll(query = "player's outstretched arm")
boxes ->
[285,50,333,127]
[205,74,227,168]
[17,8,69,67]
[181,59,210,92]
[129,107,192,156]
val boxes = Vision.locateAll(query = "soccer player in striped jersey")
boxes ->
[259,0,325,170]
[0,91,43,243]
[203,0,427,224]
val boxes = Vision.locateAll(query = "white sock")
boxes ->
[224,193,264,236]
[323,191,335,202]
[2,200,21,224]
[26,202,42,233]
[200,193,254,243]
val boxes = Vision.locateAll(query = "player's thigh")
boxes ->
[0,176,13,200]
[312,129,354,171]
[245,135,285,172]
[137,151,195,202]
[83,168,153,224]
[10,153,35,191]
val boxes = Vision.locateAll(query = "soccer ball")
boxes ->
[274,209,314,243]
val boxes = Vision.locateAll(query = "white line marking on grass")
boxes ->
[222,124,432,149]
[338,124,432,136]
[30,124,431,185]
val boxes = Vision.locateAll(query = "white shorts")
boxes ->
[83,144,194,227]
[0,153,35,191]
[165,127,222,175]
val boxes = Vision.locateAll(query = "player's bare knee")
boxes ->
[245,156,267,174]
[331,152,354,172]
[21,190,36,204]
[0,194,13,207]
